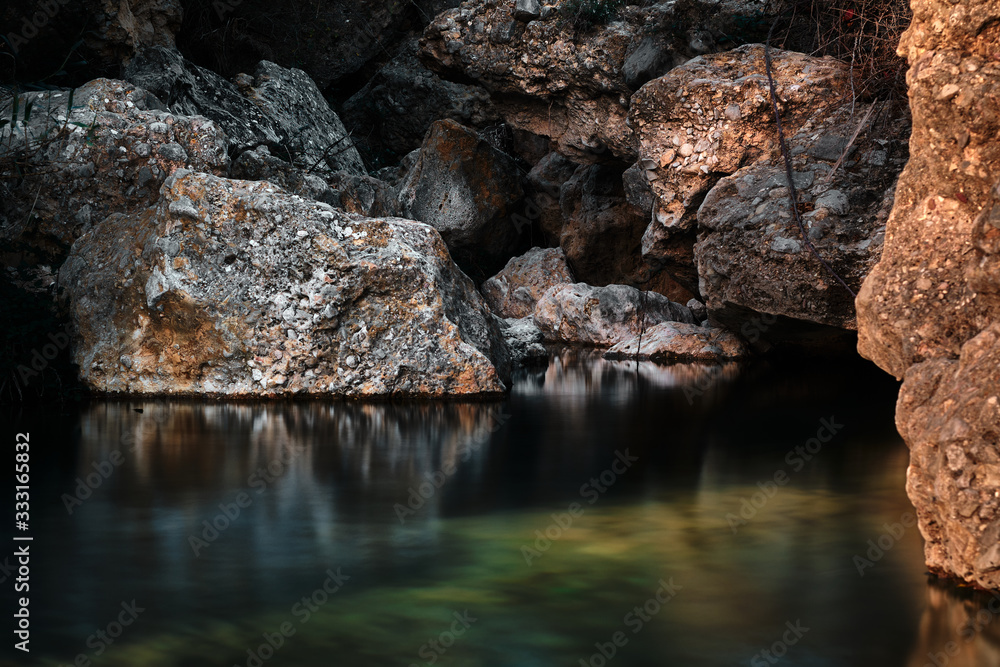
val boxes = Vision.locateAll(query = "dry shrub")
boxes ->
[778,0,911,101]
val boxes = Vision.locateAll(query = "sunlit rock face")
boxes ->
[631,45,907,335]
[60,170,511,397]
[855,0,1000,588]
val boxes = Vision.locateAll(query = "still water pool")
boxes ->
[6,351,1000,667]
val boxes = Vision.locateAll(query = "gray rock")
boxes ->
[397,120,525,281]
[500,316,548,364]
[59,170,511,397]
[533,283,695,346]
[622,36,674,89]
[808,134,851,162]
[482,247,575,319]
[230,146,339,206]
[770,236,802,254]
[694,118,898,336]
[124,47,364,175]
[247,61,366,175]
[686,298,707,322]
[604,321,749,361]
[0,80,228,262]
[814,189,850,215]
[514,0,542,22]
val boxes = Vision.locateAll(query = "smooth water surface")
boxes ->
[6,352,1000,667]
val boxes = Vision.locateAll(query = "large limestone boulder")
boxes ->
[533,283,695,346]
[397,119,525,281]
[481,247,575,319]
[124,47,365,176]
[341,39,500,170]
[629,45,853,270]
[695,109,903,333]
[59,170,511,397]
[854,0,1000,588]
[0,79,229,261]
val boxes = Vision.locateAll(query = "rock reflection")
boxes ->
[908,582,1000,667]
[514,347,743,401]
[75,399,506,512]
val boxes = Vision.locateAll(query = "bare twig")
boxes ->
[823,102,876,184]
[764,19,857,299]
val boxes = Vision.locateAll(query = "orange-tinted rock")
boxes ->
[855,0,1000,589]
[60,170,511,397]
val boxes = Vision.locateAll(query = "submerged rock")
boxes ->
[533,283,695,346]
[482,247,575,319]
[397,119,525,281]
[604,321,748,362]
[59,170,511,397]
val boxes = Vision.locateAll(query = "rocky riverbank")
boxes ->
[3,0,908,398]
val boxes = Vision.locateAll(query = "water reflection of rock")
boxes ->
[76,400,505,508]
[908,583,1000,667]
[514,348,743,402]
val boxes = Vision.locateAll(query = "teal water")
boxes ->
[6,351,1000,667]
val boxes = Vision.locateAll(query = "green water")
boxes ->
[6,351,1000,667]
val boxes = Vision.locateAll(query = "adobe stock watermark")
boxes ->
[726,417,844,534]
[578,578,681,667]
[234,567,349,667]
[853,512,916,576]
[741,312,778,345]
[393,408,510,524]
[408,610,477,667]
[56,600,145,667]
[749,620,810,666]
[521,449,638,566]
[4,0,73,54]
[189,441,308,555]
[61,398,172,514]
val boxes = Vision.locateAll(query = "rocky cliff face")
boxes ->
[856,0,1000,588]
